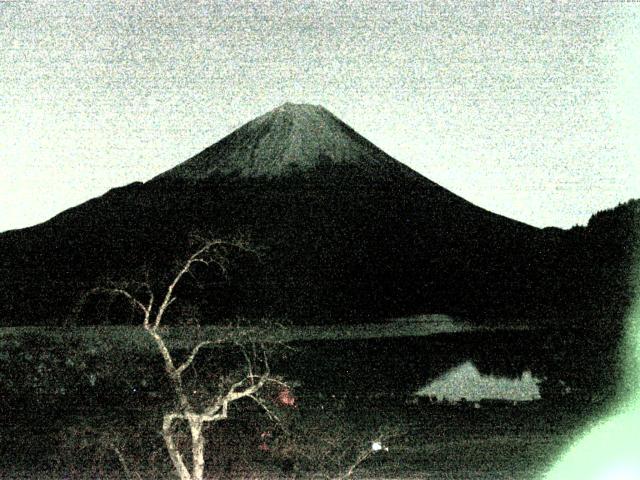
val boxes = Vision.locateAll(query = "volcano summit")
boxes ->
[0,104,636,327]
[156,103,417,180]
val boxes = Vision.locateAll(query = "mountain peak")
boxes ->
[253,102,337,135]
[261,102,333,120]
[155,104,410,180]
[274,102,327,113]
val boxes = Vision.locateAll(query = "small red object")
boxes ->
[277,388,296,407]
[258,441,270,452]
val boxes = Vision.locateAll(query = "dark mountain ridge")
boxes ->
[0,104,637,329]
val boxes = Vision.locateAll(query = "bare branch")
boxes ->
[87,286,151,327]
[247,394,281,423]
[236,342,255,385]
[174,340,216,376]
[111,445,141,480]
[203,370,269,419]
[341,448,373,480]
[153,239,249,329]
[144,327,178,380]
[162,413,191,479]
[340,428,404,479]
[246,375,289,389]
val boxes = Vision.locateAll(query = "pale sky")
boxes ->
[1,0,639,232]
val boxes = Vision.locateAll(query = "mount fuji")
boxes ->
[0,104,636,328]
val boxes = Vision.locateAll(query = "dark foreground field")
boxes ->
[0,399,597,479]
[0,325,620,479]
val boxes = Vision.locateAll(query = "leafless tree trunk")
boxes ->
[90,239,286,480]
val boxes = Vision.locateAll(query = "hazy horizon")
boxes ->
[2,1,639,232]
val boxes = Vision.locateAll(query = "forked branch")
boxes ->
[85,238,282,480]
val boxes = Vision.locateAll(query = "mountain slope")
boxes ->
[155,103,423,180]
[0,104,636,328]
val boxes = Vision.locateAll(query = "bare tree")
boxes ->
[87,239,287,480]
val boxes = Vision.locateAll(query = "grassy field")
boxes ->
[0,398,594,479]
[0,320,619,479]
